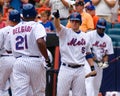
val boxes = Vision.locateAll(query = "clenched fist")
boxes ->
[53,10,60,18]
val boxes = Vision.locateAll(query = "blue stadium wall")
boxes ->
[100,47,120,95]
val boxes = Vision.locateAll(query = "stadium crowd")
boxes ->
[0,0,120,30]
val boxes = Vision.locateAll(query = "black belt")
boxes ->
[60,18,68,20]
[16,56,40,58]
[1,55,12,57]
[62,63,84,68]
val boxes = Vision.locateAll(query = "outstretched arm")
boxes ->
[92,0,101,6]
[53,10,62,32]
[61,0,70,8]
[104,0,116,8]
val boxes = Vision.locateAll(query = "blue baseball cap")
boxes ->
[69,12,82,24]
[22,3,37,18]
[9,9,20,22]
[96,18,106,29]
[86,5,95,10]
[70,12,81,21]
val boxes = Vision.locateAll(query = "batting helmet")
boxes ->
[96,18,106,29]
[69,12,82,24]
[9,9,20,22]
[22,3,37,18]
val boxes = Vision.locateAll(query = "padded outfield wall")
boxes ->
[100,42,120,95]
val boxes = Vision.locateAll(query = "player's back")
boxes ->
[10,21,46,57]
[0,26,12,55]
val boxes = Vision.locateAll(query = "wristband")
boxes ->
[85,54,93,59]
[91,66,95,71]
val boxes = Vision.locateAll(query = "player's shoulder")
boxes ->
[80,31,90,39]
[104,33,112,41]
[0,26,12,33]
[86,30,96,35]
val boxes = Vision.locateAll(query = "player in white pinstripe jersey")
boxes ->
[85,18,114,96]
[53,10,96,96]
[0,9,20,95]
[4,3,51,96]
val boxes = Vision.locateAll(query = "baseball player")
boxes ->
[85,18,114,96]
[4,3,51,96]
[0,9,20,95]
[53,10,96,96]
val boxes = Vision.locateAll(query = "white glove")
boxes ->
[43,59,52,70]
[101,62,109,69]
[97,62,103,67]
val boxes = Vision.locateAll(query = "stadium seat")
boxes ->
[112,23,120,28]
[107,28,120,35]
[105,22,113,34]
[108,34,120,47]
[109,34,120,41]
[106,22,112,29]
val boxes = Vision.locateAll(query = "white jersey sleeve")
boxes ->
[34,22,46,40]
[104,34,114,55]
[0,29,4,49]
[4,33,11,51]
[0,26,12,54]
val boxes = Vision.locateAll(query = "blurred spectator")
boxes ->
[0,12,6,29]
[5,6,14,25]
[35,13,41,22]
[4,0,28,12]
[0,0,4,13]
[111,0,119,23]
[85,4,99,29]
[29,0,37,5]
[66,1,94,32]
[84,0,91,3]
[43,0,71,26]
[117,0,120,22]
[118,0,120,22]
[69,4,75,14]
[92,0,116,23]
[40,10,55,32]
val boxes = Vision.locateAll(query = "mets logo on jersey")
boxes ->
[92,41,106,48]
[67,38,86,46]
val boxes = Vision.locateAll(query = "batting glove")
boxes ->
[101,62,109,69]
[97,62,104,67]
[45,59,52,70]
[53,10,60,18]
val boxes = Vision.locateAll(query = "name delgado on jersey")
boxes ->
[13,26,32,34]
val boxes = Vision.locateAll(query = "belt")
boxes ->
[60,18,68,20]
[62,63,84,68]
[16,55,40,58]
[1,55,12,57]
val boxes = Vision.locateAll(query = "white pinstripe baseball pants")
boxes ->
[12,57,46,96]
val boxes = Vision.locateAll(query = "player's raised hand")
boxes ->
[53,10,60,18]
